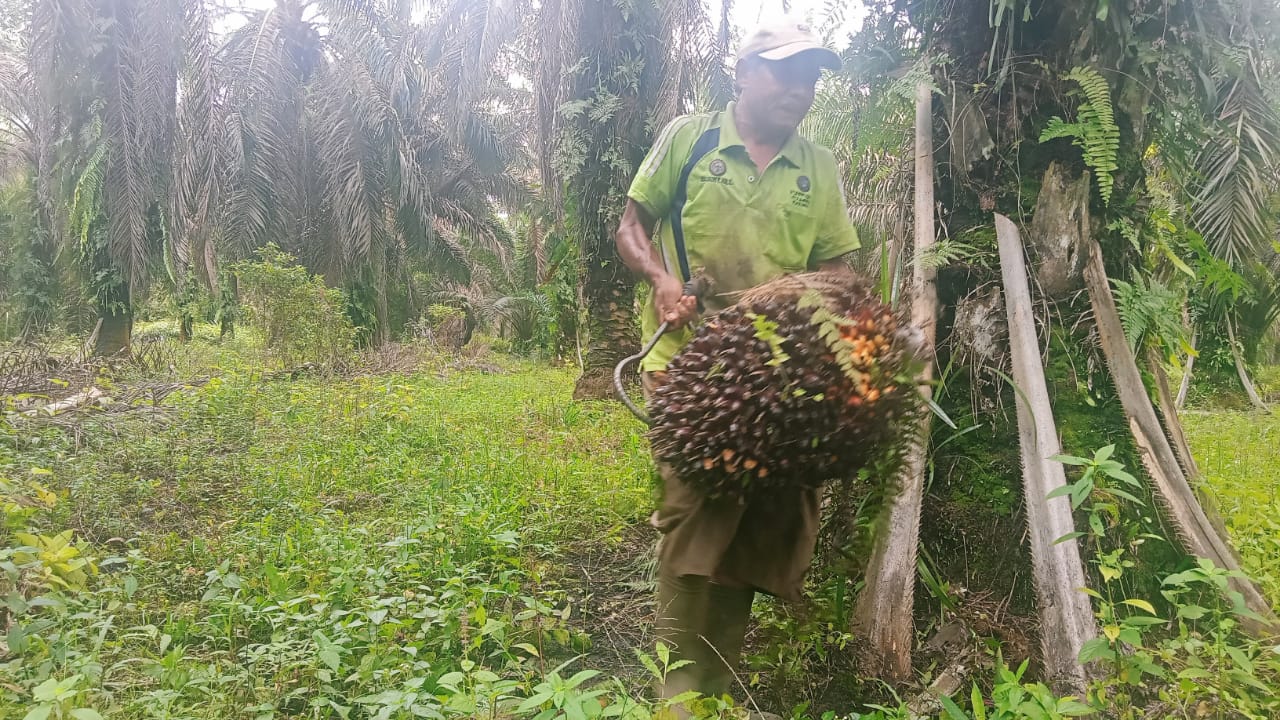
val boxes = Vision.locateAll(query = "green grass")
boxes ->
[1182,408,1280,607]
[2,361,657,719]
[4,339,1279,719]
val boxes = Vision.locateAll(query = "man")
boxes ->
[615,22,861,705]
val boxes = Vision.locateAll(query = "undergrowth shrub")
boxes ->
[232,244,354,369]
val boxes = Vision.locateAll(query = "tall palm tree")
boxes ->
[212,0,523,345]
[25,0,190,355]
[0,40,61,338]
[535,0,718,398]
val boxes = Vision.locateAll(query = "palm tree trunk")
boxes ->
[1083,239,1275,635]
[1146,346,1199,477]
[854,81,936,682]
[94,282,133,357]
[1175,331,1197,409]
[995,213,1096,694]
[1226,318,1266,409]
[16,173,60,339]
[371,221,391,347]
[572,245,636,399]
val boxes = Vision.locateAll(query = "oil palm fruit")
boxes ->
[648,271,925,500]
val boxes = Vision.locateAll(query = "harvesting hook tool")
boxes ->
[614,276,709,425]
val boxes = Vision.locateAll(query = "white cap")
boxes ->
[736,21,841,70]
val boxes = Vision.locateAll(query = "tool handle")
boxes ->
[614,320,669,424]
[613,275,709,424]
[683,276,709,312]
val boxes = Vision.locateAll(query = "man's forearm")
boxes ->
[617,201,669,283]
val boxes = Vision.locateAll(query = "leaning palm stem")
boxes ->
[854,80,935,682]
[1084,239,1276,635]
[996,213,1097,695]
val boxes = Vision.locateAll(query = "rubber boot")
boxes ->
[700,580,754,698]
[655,572,755,706]
[655,572,709,704]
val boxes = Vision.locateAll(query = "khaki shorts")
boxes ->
[643,372,820,601]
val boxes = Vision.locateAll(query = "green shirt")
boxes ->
[627,102,861,371]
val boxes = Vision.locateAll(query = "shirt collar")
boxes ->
[717,101,802,168]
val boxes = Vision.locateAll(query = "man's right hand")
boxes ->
[615,200,698,329]
[653,273,699,329]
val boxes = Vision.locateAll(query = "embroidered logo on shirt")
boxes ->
[796,175,811,192]
[709,159,727,176]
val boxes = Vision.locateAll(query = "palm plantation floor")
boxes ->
[3,355,1278,717]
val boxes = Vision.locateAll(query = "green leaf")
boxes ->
[565,699,588,720]
[1046,485,1075,500]
[23,706,53,720]
[320,649,341,672]
[1121,599,1156,614]
[1121,615,1165,627]
[436,672,465,688]
[666,690,700,705]
[1078,637,1115,663]
[1089,512,1106,538]
[566,669,601,688]
[1101,468,1141,487]
[1176,604,1208,620]
[1070,477,1095,509]
[924,395,958,429]
[514,642,542,657]
[635,650,660,678]
[938,695,968,720]
[1052,531,1086,545]
[971,683,987,720]
[517,692,555,712]
[70,711,104,720]
[1225,645,1254,674]
[1056,698,1095,716]
[1050,454,1089,466]
[1107,487,1144,505]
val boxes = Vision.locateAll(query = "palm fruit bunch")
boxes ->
[647,271,924,500]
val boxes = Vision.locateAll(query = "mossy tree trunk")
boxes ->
[553,0,664,400]
[14,172,61,339]
[575,241,637,399]
[860,0,1280,682]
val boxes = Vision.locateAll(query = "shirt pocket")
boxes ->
[764,203,817,272]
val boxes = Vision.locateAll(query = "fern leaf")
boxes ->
[1038,67,1120,205]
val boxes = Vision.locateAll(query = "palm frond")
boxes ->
[313,69,388,272]
[93,0,180,291]
[654,0,715,126]
[1189,61,1280,268]
[172,0,221,284]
